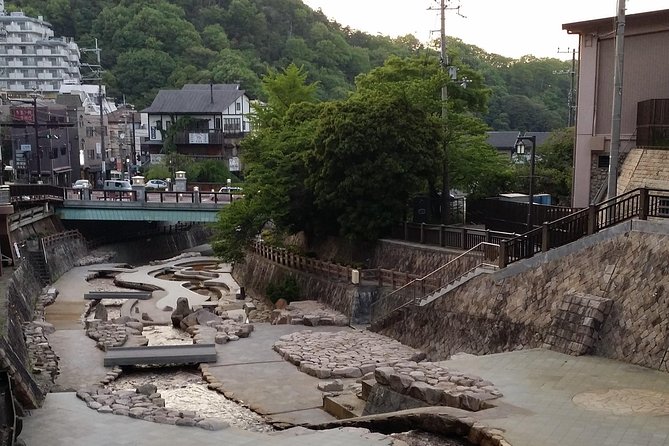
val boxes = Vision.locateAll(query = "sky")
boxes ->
[301,0,668,60]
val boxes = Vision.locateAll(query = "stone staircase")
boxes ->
[26,250,50,286]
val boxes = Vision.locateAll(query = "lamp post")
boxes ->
[514,134,537,232]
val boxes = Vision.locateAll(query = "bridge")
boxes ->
[9,184,234,223]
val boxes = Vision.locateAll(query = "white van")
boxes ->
[103,180,132,192]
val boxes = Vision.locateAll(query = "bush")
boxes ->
[266,276,300,304]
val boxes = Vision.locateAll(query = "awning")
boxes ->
[52,166,72,173]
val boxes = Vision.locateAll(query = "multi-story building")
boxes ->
[141,84,253,175]
[0,1,80,96]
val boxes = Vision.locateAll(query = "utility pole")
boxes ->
[31,92,41,183]
[81,38,106,180]
[439,0,449,224]
[556,48,578,127]
[607,0,625,200]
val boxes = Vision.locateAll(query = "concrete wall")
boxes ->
[376,220,669,372]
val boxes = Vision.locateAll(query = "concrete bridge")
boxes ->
[9,184,234,223]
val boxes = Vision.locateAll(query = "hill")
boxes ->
[8,0,572,131]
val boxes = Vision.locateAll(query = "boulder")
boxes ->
[179,312,200,330]
[136,383,157,396]
[93,303,108,321]
[274,298,288,310]
[171,297,192,328]
[195,309,219,325]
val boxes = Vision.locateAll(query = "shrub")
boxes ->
[266,276,300,304]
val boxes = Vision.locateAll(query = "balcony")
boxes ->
[173,129,248,145]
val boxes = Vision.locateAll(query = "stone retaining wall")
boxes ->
[43,234,88,283]
[377,221,669,371]
[233,252,363,321]
[372,240,465,276]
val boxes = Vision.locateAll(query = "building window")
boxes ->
[598,155,610,169]
[215,118,221,129]
[223,118,241,133]
[60,146,67,156]
[88,149,94,160]
[86,126,95,137]
[236,102,241,112]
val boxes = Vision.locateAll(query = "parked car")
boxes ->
[218,186,243,194]
[72,179,91,189]
[146,179,169,190]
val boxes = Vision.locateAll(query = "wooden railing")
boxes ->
[253,243,353,282]
[499,188,669,267]
[370,242,500,324]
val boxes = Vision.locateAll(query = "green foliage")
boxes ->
[144,164,170,181]
[265,276,300,304]
[212,198,267,263]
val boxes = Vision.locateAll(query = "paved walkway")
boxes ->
[442,349,669,446]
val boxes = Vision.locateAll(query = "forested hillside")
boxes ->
[8,0,573,131]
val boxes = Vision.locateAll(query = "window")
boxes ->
[223,118,241,133]
[86,126,95,137]
[236,102,241,112]
[88,149,94,160]
[155,120,162,130]
[215,118,221,129]
[598,155,610,169]
[60,146,66,156]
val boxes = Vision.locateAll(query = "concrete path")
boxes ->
[441,349,669,446]
[21,393,395,446]
[207,324,349,426]
[48,329,107,391]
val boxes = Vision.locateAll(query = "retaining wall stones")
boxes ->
[372,240,465,276]
[233,252,366,322]
[377,223,669,371]
[43,234,88,283]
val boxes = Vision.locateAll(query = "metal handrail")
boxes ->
[371,242,499,323]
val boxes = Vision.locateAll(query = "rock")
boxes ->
[317,379,344,392]
[141,312,153,321]
[171,297,192,328]
[195,309,219,325]
[214,333,229,344]
[175,417,197,427]
[125,321,144,332]
[93,303,108,321]
[197,418,230,431]
[136,383,157,396]
[374,367,395,386]
[302,315,320,326]
[274,298,288,310]
[388,372,414,393]
[87,401,102,410]
[97,405,113,414]
[179,312,200,330]
[332,367,362,378]
[236,324,253,338]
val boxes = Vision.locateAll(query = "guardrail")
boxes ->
[499,187,669,267]
[370,242,500,324]
[391,222,516,250]
[8,204,54,231]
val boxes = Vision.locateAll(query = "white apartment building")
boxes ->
[0,1,80,95]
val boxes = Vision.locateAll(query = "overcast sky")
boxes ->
[301,0,668,60]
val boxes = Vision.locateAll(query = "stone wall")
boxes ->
[377,220,669,372]
[0,259,45,413]
[372,240,466,276]
[618,147,669,194]
[43,233,88,283]
[233,252,364,321]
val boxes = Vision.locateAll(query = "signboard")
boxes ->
[229,156,240,171]
[188,133,209,144]
[150,127,157,140]
[150,154,164,164]
[96,142,101,154]
[14,153,26,169]
[11,107,34,123]
[19,144,31,152]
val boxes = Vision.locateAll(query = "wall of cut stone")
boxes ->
[43,234,88,283]
[233,252,361,320]
[372,240,465,276]
[377,221,669,372]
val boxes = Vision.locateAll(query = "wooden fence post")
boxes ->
[460,227,466,249]
[439,225,445,247]
[420,223,425,244]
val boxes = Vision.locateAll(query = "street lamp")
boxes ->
[514,134,537,232]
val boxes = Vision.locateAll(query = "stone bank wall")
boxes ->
[233,252,362,321]
[0,259,45,412]
[372,240,464,276]
[378,220,669,372]
[43,233,88,283]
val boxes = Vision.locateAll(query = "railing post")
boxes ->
[404,222,409,241]
[639,188,649,220]
[587,204,597,235]
[460,227,466,249]
[420,223,425,244]
[439,224,445,247]
[542,222,550,252]
[498,242,507,269]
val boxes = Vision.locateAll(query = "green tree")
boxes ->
[308,94,441,241]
